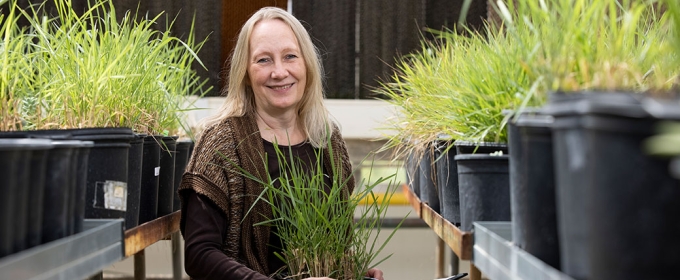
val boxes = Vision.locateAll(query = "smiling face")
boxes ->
[247,19,307,115]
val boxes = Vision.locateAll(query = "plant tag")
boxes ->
[94,180,127,211]
[155,166,160,176]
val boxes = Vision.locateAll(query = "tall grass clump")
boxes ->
[14,0,209,135]
[377,0,675,156]
[498,0,676,94]
[0,1,36,131]
[229,137,402,280]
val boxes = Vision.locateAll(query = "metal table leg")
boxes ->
[172,232,182,280]
[436,237,445,278]
[134,250,145,280]
[469,263,481,280]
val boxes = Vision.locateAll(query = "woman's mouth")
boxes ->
[269,83,294,90]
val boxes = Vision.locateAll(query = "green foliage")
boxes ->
[0,1,34,131]
[498,0,675,94]
[377,0,676,154]
[0,0,210,136]
[226,136,403,280]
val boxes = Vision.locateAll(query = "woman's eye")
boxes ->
[285,54,298,60]
[257,58,270,63]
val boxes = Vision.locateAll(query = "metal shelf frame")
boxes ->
[0,219,124,280]
[473,222,575,280]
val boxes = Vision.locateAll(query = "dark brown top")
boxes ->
[178,113,354,280]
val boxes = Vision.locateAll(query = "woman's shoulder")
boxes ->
[195,118,241,149]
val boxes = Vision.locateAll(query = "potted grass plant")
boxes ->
[5,0,210,228]
[228,137,403,280]
[496,0,680,278]
[376,10,548,231]
[485,0,680,278]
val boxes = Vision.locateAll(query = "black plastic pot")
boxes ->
[543,93,594,280]
[70,141,94,235]
[434,139,460,225]
[25,141,53,249]
[173,140,192,211]
[125,134,145,230]
[547,91,680,280]
[72,128,134,223]
[454,140,508,155]
[405,150,421,197]
[419,146,439,213]
[0,138,52,257]
[139,135,162,224]
[455,153,510,232]
[508,112,560,269]
[42,140,82,244]
[157,136,178,217]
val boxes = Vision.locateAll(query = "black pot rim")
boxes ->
[454,154,509,161]
[546,91,680,120]
[50,140,94,148]
[454,140,508,148]
[0,138,54,149]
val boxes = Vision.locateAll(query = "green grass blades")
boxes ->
[5,0,210,134]
[224,133,403,280]
[376,0,676,156]
[0,1,36,131]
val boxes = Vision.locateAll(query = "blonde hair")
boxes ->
[201,7,333,147]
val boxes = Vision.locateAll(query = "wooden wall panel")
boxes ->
[221,0,287,94]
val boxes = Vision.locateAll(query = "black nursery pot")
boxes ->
[546,91,680,280]
[455,154,510,232]
[157,136,178,217]
[0,138,52,257]
[454,140,508,155]
[70,141,94,235]
[172,140,192,212]
[72,128,134,223]
[552,91,680,280]
[25,141,53,249]
[419,146,439,213]
[125,134,145,229]
[405,150,421,197]
[507,112,560,269]
[41,140,82,244]
[543,93,594,280]
[139,135,162,224]
[434,139,460,225]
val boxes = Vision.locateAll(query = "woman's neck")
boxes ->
[255,109,305,146]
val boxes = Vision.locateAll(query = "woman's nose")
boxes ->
[271,62,289,79]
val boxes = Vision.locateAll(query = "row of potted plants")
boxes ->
[0,0,207,258]
[378,0,680,279]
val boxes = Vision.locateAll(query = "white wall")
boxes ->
[185,97,400,140]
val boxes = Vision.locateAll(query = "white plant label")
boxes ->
[155,166,161,176]
[94,180,127,211]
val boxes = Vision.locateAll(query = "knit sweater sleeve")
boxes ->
[178,122,272,280]
[183,191,271,280]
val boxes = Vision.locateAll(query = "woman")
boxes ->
[178,7,384,280]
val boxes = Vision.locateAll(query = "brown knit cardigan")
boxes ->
[178,113,355,276]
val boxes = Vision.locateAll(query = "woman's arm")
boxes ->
[183,191,271,280]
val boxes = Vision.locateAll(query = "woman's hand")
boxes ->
[366,267,385,280]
